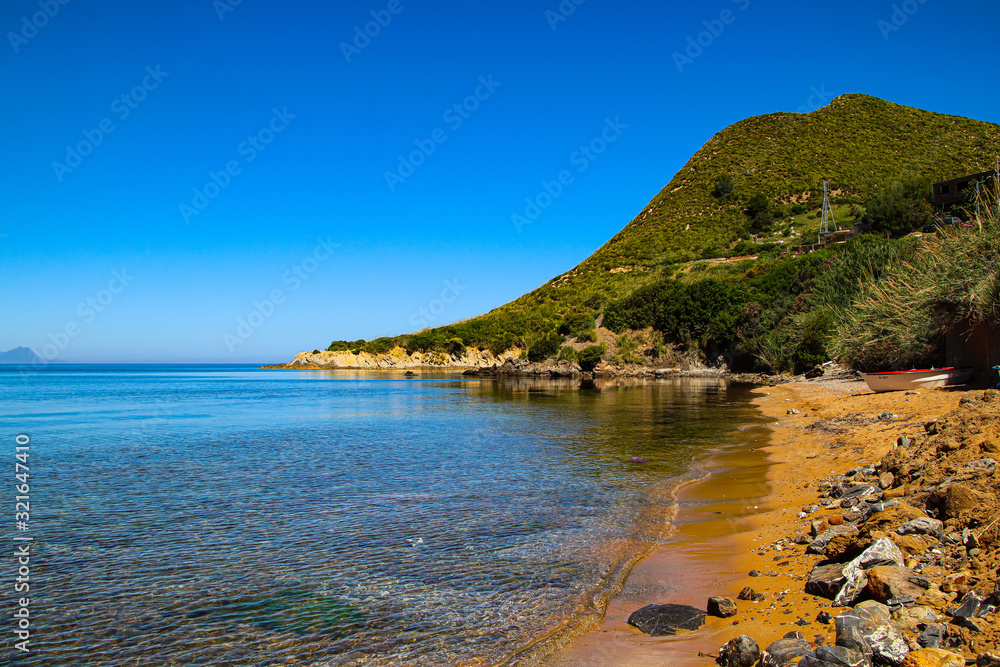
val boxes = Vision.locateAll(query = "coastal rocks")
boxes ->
[837,626,875,660]
[708,596,738,618]
[809,524,860,555]
[760,637,813,667]
[800,645,871,667]
[835,605,909,666]
[719,635,760,667]
[897,518,944,536]
[866,566,928,604]
[625,603,705,636]
[946,588,1000,619]
[286,346,521,370]
[835,539,906,606]
[808,562,849,600]
[900,648,965,667]
[977,653,1000,667]
[942,483,992,521]
[892,606,942,632]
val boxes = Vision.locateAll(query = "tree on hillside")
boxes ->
[745,193,774,233]
[713,174,735,200]
[857,176,933,238]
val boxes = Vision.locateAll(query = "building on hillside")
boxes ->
[946,318,1000,387]
[932,171,997,208]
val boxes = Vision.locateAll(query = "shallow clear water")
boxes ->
[0,366,763,666]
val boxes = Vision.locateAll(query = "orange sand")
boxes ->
[543,376,967,666]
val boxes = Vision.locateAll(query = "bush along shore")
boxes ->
[608,377,1000,667]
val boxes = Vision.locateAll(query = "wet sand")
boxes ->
[545,376,965,666]
[544,411,777,666]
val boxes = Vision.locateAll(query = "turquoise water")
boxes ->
[1,366,763,666]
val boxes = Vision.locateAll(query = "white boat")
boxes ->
[861,367,973,393]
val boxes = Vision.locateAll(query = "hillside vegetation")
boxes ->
[327,94,1000,371]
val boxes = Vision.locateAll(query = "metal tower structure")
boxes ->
[820,180,837,234]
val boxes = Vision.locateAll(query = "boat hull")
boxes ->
[861,367,973,393]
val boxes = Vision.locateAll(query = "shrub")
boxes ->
[528,332,563,362]
[557,312,596,339]
[446,337,466,356]
[559,346,577,361]
[833,222,1000,371]
[577,344,606,371]
[856,175,933,238]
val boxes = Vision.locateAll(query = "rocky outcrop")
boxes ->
[274,346,525,370]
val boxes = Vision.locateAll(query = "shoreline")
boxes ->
[542,374,1000,665]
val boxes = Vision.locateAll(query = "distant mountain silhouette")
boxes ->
[0,347,46,364]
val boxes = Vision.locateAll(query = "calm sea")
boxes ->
[1,365,764,666]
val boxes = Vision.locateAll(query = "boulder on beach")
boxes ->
[834,538,905,607]
[807,562,849,600]
[799,645,870,667]
[708,596,738,618]
[719,634,760,667]
[836,604,909,667]
[625,603,705,636]
[760,637,813,667]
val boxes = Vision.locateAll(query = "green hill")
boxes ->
[327,94,1000,366]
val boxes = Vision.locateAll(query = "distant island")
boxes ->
[0,347,47,365]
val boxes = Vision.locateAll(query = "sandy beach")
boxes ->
[545,373,998,666]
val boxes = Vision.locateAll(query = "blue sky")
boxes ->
[1,0,998,363]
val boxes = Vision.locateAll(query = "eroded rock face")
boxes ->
[625,604,705,636]
[900,648,965,667]
[719,634,760,667]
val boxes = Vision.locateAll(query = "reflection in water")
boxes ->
[0,367,765,666]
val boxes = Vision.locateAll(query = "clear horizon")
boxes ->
[2,0,999,363]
